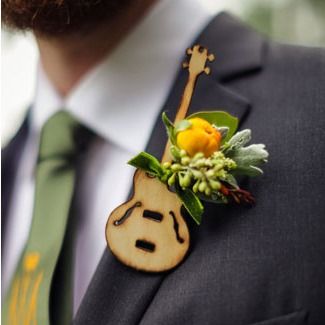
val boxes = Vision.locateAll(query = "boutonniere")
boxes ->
[106,45,268,273]
[128,111,268,225]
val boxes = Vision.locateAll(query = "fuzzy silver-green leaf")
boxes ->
[228,144,269,177]
[225,129,251,152]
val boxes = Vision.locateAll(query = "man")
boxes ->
[2,0,325,324]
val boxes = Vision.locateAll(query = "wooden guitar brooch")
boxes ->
[106,45,215,272]
[106,45,269,273]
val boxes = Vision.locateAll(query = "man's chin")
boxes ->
[1,0,133,37]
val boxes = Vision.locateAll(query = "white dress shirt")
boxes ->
[2,0,216,313]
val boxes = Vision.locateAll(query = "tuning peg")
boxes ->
[208,54,215,62]
[204,67,211,75]
[182,62,189,69]
[186,48,193,55]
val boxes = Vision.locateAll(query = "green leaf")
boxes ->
[174,119,192,134]
[162,112,176,145]
[128,152,164,178]
[175,185,204,225]
[221,173,239,188]
[187,111,239,142]
[228,144,269,177]
[224,129,251,152]
[233,165,264,177]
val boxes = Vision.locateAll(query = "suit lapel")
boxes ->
[74,12,265,324]
[1,116,29,249]
[200,11,265,82]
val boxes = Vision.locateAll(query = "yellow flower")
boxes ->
[177,117,222,157]
[23,252,40,272]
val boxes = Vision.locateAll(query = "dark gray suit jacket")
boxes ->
[2,13,325,325]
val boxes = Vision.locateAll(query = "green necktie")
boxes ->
[3,111,92,325]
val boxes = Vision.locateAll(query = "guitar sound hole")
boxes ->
[114,201,142,226]
[169,211,185,244]
[143,210,163,222]
[145,172,156,178]
[135,240,156,253]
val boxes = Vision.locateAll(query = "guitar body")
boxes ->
[106,170,190,272]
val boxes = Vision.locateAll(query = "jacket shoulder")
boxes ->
[266,40,325,84]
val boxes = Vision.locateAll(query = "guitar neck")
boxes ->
[174,73,197,122]
[161,72,199,163]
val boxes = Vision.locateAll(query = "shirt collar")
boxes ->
[32,0,215,153]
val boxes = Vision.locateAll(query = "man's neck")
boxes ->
[36,0,156,97]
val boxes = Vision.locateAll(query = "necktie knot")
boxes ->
[38,111,93,162]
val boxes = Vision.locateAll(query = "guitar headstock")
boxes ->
[182,45,215,76]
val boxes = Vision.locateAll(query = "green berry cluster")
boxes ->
[162,147,237,198]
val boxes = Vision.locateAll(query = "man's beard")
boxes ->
[1,0,133,37]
